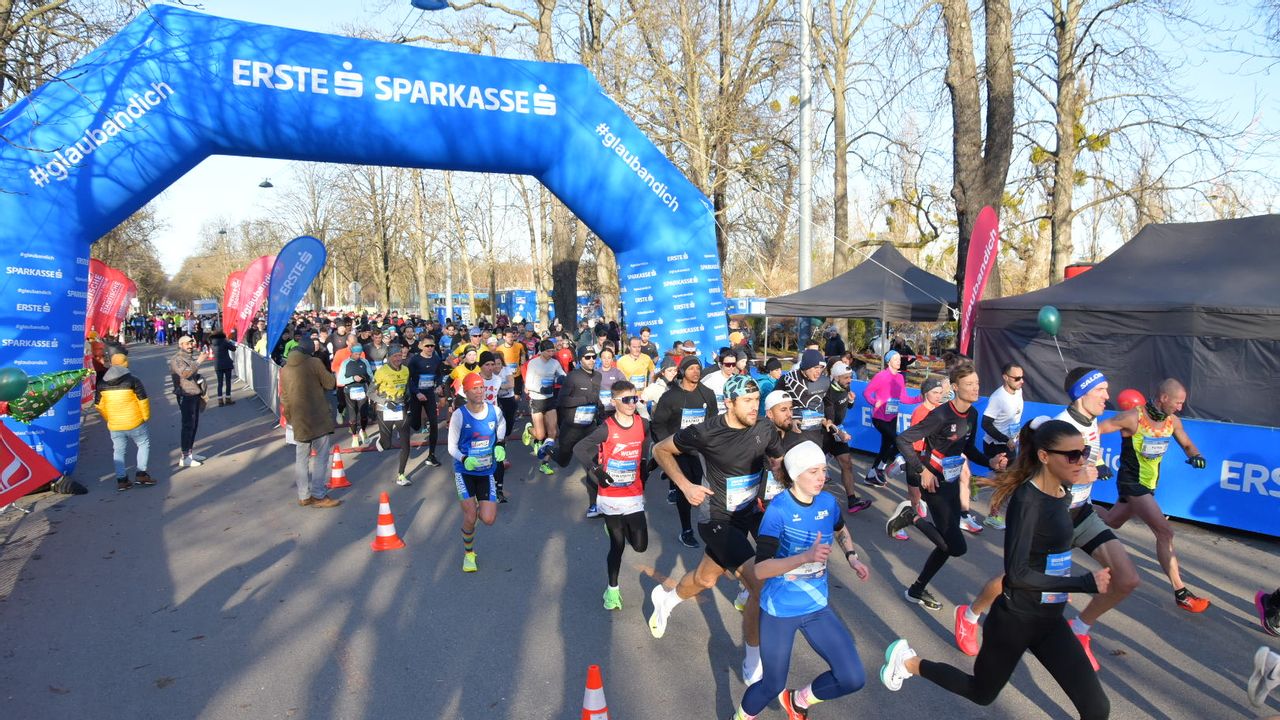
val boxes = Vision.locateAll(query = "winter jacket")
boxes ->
[210,336,236,370]
[279,351,336,443]
[168,350,205,397]
[95,366,150,431]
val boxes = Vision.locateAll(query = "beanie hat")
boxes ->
[110,353,129,367]
[677,355,702,379]
[784,441,827,480]
[478,351,499,366]
[920,375,944,396]
[462,373,485,391]
[764,357,782,373]
[799,349,826,371]
[722,374,759,400]
[350,344,363,355]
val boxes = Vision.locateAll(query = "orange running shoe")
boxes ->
[1176,590,1210,613]
[1075,632,1100,672]
[954,605,980,656]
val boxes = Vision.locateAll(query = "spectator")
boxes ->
[279,336,341,508]
[823,327,846,358]
[208,330,236,406]
[95,353,153,491]
[168,335,207,468]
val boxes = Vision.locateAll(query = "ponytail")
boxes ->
[984,418,1082,513]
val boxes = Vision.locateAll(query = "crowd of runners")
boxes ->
[97,307,1280,720]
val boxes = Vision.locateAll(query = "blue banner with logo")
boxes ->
[838,378,1280,538]
[265,236,326,358]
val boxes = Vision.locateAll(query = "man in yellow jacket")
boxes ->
[95,353,153,491]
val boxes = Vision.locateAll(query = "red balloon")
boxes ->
[1117,388,1146,411]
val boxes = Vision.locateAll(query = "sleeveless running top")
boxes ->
[595,416,647,515]
[1118,405,1175,490]
[452,403,499,476]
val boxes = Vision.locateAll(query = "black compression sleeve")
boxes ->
[982,415,1009,443]
[755,535,781,564]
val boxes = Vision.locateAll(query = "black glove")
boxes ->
[1096,464,1113,481]
[589,464,612,488]
[1187,455,1206,469]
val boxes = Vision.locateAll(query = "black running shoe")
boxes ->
[885,500,915,537]
[679,529,699,548]
[496,491,509,504]
[424,454,441,468]
[905,587,943,611]
[667,488,679,505]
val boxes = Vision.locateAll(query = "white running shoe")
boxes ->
[734,585,750,612]
[190,453,207,462]
[1249,645,1280,707]
[742,653,763,685]
[880,639,917,691]
[648,586,674,639]
[960,514,984,534]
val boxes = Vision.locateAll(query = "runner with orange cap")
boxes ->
[448,372,506,573]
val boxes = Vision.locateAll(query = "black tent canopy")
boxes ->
[975,215,1280,427]
[764,243,958,321]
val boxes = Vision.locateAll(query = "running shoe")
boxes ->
[846,497,872,514]
[885,500,915,537]
[916,500,928,519]
[521,422,533,446]
[960,513,984,534]
[1248,645,1280,707]
[1075,632,1100,672]
[496,491,509,504]
[1256,591,1280,637]
[191,453,207,462]
[862,471,885,488]
[892,529,909,541]
[603,586,622,611]
[904,587,942,611]
[462,551,477,573]
[538,462,555,475]
[954,605,980,656]
[667,488,679,505]
[648,586,674,638]
[778,689,809,720]
[742,653,763,685]
[374,436,385,452]
[585,504,600,519]
[1175,589,1210,613]
[396,473,412,486]
[424,454,441,468]
[116,477,132,492]
[679,529,699,548]
[134,471,155,487]
[734,585,750,612]
[984,513,1006,530]
[880,639,916,692]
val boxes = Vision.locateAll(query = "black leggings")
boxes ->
[409,392,439,451]
[920,598,1109,719]
[911,472,966,592]
[346,397,371,433]
[670,453,705,534]
[605,512,649,585]
[216,368,233,397]
[495,396,518,492]
[377,411,412,474]
[872,417,898,466]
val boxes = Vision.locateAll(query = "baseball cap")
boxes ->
[764,390,791,411]
[830,361,853,378]
[462,373,485,391]
[723,374,760,400]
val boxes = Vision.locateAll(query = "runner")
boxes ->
[649,355,717,547]
[732,441,870,720]
[477,351,514,502]
[498,327,527,397]
[861,350,919,486]
[891,375,945,541]
[337,344,374,447]
[597,347,626,415]
[522,339,563,475]
[1096,378,1210,612]
[574,380,651,610]
[700,350,740,414]
[881,418,1111,720]
[979,362,1025,530]
[781,350,872,515]
[371,343,414,486]
[406,336,445,468]
[950,367,1140,669]
[1258,587,1280,636]
[555,345,604,517]
[617,335,656,392]
[886,363,1007,611]
[639,360,678,421]
[447,373,506,573]
[824,360,874,515]
[648,374,784,685]
[491,347,519,503]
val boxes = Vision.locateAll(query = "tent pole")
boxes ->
[764,317,769,361]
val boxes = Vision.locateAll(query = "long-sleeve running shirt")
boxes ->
[895,401,990,488]
[1001,478,1100,617]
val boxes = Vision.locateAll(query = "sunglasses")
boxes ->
[423,344,436,348]
[1006,375,1025,382]
[721,361,737,367]
[582,354,597,360]
[1044,446,1092,464]
[616,396,640,405]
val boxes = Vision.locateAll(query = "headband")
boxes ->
[1069,370,1106,401]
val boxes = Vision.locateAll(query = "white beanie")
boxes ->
[764,390,791,412]
[784,441,827,480]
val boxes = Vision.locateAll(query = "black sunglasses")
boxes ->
[1006,374,1025,382]
[1044,446,1092,464]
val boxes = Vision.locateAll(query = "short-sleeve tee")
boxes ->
[674,415,783,521]
[984,386,1024,445]
[617,353,656,390]
[758,490,844,617]
[525,356,565,400]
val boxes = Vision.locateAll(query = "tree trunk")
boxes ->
[713,0,732,263]
[551,208,578,328]
[1048,0,1081,285]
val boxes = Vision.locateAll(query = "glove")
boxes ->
[494,445,506,463]
[1095,464,1113,481]
[589,464,612,488]
[1187,455,1206,469]
[463,456,480,471]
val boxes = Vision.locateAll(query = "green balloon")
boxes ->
[1038,305,1062,337]
[0,367,28,402]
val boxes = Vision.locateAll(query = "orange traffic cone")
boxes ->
[581,664,609,720]
[371,491,405,551]
[328,446,351,489]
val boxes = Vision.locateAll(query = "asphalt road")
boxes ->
[0,344,1276,719]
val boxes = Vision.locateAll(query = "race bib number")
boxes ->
[605,458,638,487]
[940,455,964,482]
[347,385,366,401]
[417,376,435,391]
[715,393,725,414]
[1069,482,1092,509]
[381,403,403,422]
[629,374,647,389]
[800,408,824,430]
[540,378,556,393]
[885,398,900,415]
[372,360,385,371]
[1041,551,1072,604]
[762,470,785,502]
[505,362,518,373]
[599,389,613,406]
[1140,436,1170,459]
[574,405,596,425]
[784,560,827,582]
[468,439,494,470]
[725,471,762,511]
[680,407,706,429]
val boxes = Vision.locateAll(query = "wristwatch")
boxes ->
[844,550,858,561]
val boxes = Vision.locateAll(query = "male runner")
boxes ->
[406,336,446,468]
[649,356,717,547]
[556,345,604,516]
[477,351,514,503]
[700,350,740,414]
[979,362,1025,530]
[448,373,505,572]
[498,327,528,396]
[617,335,657,392]
[1097,378,1210,612]
[522,339,564,475]
[372,344,414,486]
[648,374,784,685]
[950,367,1140,669]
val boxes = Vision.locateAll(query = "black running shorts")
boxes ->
[698,512,763,572]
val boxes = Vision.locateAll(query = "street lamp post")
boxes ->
[798,0,813,293]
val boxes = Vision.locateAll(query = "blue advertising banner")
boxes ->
[264,236,327,358]
[837,378,1280,538]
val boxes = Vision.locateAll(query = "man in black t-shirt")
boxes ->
[648,374,783,686]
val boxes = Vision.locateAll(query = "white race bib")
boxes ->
[680,407,706,429]
[347,385,366,401]
[725,471,762,511]
[1140,436,1171,459]
[1041,551,1071,604]
[573,405,596,425]
[417,376,435,391]
[940,455,964,482]
[885,398,900,415]
[381,403,403,422]
[605,457,638,487]
[784,561,827,582]
[800,408,824,430]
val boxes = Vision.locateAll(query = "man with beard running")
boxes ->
[648,374,784,685]
[556,345,604,516]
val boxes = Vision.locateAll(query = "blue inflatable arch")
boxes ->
[0,7,727,474]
